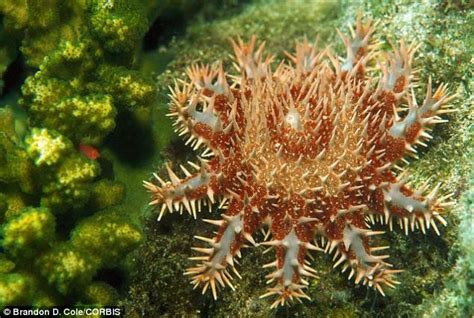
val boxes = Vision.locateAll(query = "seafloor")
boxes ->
[0,0,472,317]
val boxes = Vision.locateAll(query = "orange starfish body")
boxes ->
[144,16,455,307]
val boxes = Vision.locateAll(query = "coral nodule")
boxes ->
[144,16,456,307]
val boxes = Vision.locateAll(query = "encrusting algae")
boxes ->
[144,16,456,308]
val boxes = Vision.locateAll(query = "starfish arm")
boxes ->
[284,36,326,78]
[336,14,378,76]
[367,80,455,164]
[143,160,219,220]
[364,41,416,139]
[186,63,231,97]
[168,78,234,151]
[379,40,417,99]
[326,223,401,295]
[378,179,452,235]
[186,199,262,300]
[260,225,323,308]
[385,82,456,160]
[230,36,274,80]
[260,197,324,308]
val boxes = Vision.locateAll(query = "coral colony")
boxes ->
[144,16,455,307]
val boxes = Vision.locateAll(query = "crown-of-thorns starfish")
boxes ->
[144,15,456,308]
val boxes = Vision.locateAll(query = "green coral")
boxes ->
[0,207,142,306]
[0,194,7,217]
[25,128,72,167]
[0,134,33,191]
[88,0,151,53]
[2,207,55,258]
[0,0,86,67]
[83,282,119,306]
[89,179,126,211]
[21,39,116,145]
[0,273,33,305]
[2,191,28,221]
[96,65,156,111]
[1,85,142,309]
[36,243,99,294]
[22,126,100,211]
[38,244,100,295]
[0,109,36,193]
[19,34,156,144]
[0,110,141,304]
[41,155,100,211]
[71,211,142,265]
[0,256,15,274]
[2,0,158,146]
[0,0,165,310]
[0,0,28,32]
[0,0,24,90]
[36,210,142,296]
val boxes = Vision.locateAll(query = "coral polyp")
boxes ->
[144,16,455,307]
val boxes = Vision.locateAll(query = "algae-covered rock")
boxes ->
[414,171,474,317]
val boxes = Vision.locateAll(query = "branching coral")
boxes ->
[0,0,202,310]
[70,212,143,265]
[0,0,85,68]
[20,39,116,145]
[40,155,100,211]
[88,179,126,211]
[37,211,142,295]
[0,108,142,307]
[88,0,150,53]
[2,207,55,258]
[0,0,157,145]
[0,109,35,194]
[0,207,142,306]
[24,127,100,211]
[145,16,457,307]
[25,128,72,167]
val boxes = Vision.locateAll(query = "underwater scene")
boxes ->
[0,0,473,317]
